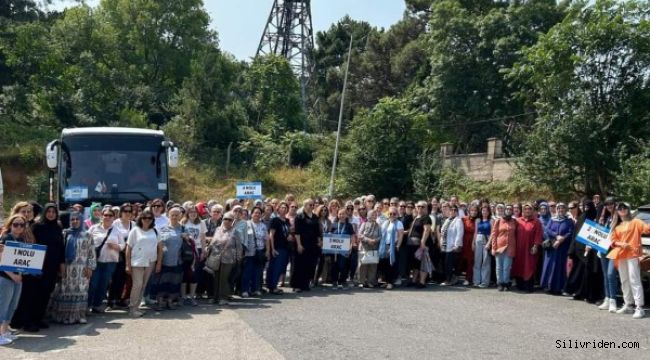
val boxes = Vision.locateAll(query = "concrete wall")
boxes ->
[441,138,515,182]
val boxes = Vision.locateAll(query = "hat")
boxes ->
[604,196,617,205]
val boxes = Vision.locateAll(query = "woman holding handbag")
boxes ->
[357,210,381,288]
[208,211,243,305]
[240,207,268,297]
[87,208,123,313]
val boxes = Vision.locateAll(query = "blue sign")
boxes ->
[0,241,47,275]
[576,219,612,254]
[236,182,263,199]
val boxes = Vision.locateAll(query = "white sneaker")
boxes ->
[598,298,610,310]
[462,280,470,286]
[129,310,144,318]
[632,308,645,319]
[241,292,249,298]
[394,279,402,286]
[608,299,617,313]
[616,305,634,314]
[2,332,17,341]
[0,335,13,346]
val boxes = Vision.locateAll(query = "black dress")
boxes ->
[564,216,604,303]
[12,216,64,330]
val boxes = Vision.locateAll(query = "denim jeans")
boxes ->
[241,256,263,294]
[495,253,513,286]
[267,249,289,290]
[472,235,491,286]
[600,256,619,299]
[0,276,22,322]
[88,262,117,308]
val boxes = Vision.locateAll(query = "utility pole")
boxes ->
[328,32,353,197]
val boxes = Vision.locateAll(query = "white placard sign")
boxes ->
[0,241,47,275]
[322,234,351,255]
[236,182,262,199]
[576,219,612,254]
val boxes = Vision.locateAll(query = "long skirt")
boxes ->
[49,264,92,324]
[151,265,183,299]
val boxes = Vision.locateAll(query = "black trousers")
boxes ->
[444,252,457,282]
[291,247,319,290]
[108,256,127,304]
[12,275,56,328]
[378,258,398,284]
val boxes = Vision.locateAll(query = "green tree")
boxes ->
[508,0,650,195]
[338,97,426,198]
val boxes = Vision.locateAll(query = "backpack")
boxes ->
[180,226,196,263]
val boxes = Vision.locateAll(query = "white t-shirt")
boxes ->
[88,224,125,263]
[183,221,207,249]
[155,214,169,229]
[112,219,135,244]
[127,227,160,267]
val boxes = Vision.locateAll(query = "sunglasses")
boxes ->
[399,205,406,208]
[122,209,133,213]
[390,203,397,206]
[407,206,414,209]
[152,204,163,208]
[103,213,115,217]
[71,218,81,221]
[416,205,423,208]
[223,218,233,221]
[346,207,353,210]
[382,202,389,206]
[12,222,26,228]
[389,212,397,216]
[142,217,153,220]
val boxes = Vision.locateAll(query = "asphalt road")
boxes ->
[2,285,649,360]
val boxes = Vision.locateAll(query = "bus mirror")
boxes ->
[168,147,179,168]
[46,140,59,169]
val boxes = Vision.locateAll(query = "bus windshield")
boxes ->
[60,134,168,205]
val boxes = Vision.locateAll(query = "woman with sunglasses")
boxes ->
[329,209,357,289]
[540,203,574,295]
[153,207,185,310]
[49,211,96,324]
[126,209,162,317]
[108,203,136,309]
[609,202,650,319]
[378,207,404,290]
[87,208,123,313]
[267,202,291,294]
[12,204,64,332]
[0,215,29,345]
[597,197,619,312]
[151,198,169,229]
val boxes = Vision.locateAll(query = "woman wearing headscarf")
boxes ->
[511,203,543,292]
[378,207,404,289]
[49,211,96,324]
[12,204,65,332]
[564,200,603,303]
[540,203,574,295]
[85,202,102,229]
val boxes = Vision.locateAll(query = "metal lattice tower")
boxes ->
[257,0,314,113]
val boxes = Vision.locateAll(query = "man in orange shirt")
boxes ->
[609,202,650,319]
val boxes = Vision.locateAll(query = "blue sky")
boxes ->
[51,0,407,60]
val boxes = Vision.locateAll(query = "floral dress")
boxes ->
[49,230,96,324]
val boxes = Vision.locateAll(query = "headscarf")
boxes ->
[553,202,568,221]
[64,211,84,264]
[88,202,102,225]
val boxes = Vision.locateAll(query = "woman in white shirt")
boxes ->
[87,208,124,313]
[440,205,464,286]
[180,205,207,306]
[126,209,162,318]
[108,203,136,309]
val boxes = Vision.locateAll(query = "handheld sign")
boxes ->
[576,219,611,254]
[0,241,47,275]
[236,182,263,199]
[322,234,351,255]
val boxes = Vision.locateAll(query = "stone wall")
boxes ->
[441,138,515,182]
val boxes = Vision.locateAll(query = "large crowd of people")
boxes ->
[1,193,649,345]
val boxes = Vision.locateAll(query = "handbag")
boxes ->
[203,247,222,275]
[640,255,650,272]
[359,249,379,264]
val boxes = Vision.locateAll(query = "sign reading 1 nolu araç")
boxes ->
[236,182,263,199]
[0,241,47,275]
